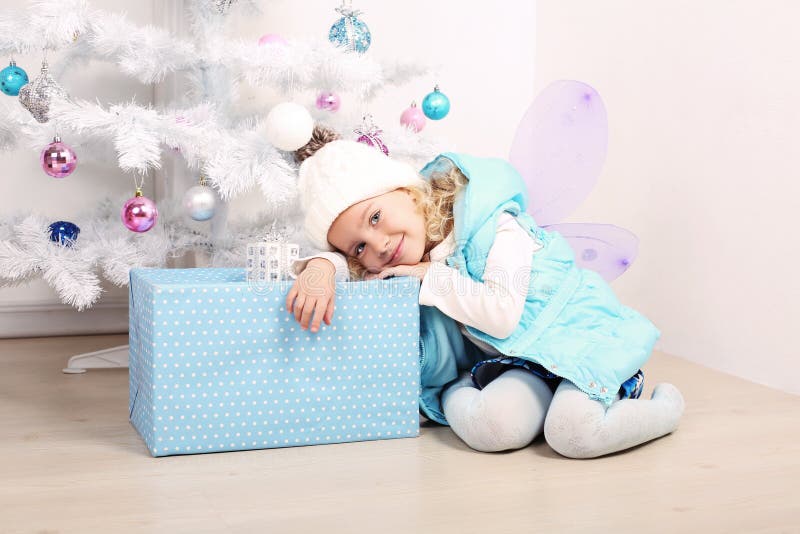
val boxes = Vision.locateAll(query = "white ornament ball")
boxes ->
[265,102,314,151]
[182,184,218,221]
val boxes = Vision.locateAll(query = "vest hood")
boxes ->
[419,153,530,251]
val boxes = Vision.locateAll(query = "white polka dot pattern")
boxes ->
[128,268,421,457]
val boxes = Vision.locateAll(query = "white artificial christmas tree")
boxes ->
[0,0,443,312]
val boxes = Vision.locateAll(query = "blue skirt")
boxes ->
[471,356,645,400]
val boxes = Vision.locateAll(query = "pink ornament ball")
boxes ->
[258,33,288,47]
[400,102,426,132]
[121,194,158,233]
[40,139,77,178]
[315,91,341,112]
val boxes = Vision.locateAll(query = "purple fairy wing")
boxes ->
[510,80,608,226]
[544,223,638,282]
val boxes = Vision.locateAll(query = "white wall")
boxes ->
[534,0,800,394]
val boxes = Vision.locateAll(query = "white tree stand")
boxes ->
[62,345,129,374]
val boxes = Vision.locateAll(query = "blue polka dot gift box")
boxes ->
[128,268,421,457]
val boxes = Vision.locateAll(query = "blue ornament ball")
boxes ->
[48,221,80,247]
[329,11,371,53]
[422,85,450,120]
[1,61,29,96]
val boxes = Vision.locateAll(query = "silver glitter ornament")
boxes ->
[214,0,237,14]
[18,59,67,123]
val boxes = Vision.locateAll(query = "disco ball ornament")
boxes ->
[40,136,77,178]
[354,114,388,155]
[258,33,288,47]
[47,220,80,247]
[18,59,67,123]
[315,91,341,112]
[182,182,217,221]
[400,101,426,132]
[1,60,29,96]
[265,102,314,151]
[328,2,371,53]
[122,189,158,233]
[422,84,451,120]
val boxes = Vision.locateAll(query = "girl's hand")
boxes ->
[285,258,337,333]
[364,262,431,282]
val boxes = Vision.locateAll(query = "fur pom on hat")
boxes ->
[297,140,424,251]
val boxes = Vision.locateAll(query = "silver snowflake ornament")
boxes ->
[18,60,68,123]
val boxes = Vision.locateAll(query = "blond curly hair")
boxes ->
[346,163,468,279]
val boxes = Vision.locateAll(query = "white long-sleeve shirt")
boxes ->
[290,212,541,355]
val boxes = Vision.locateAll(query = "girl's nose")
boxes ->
[372,235,391,258]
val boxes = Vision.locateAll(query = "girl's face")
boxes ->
[327,188,426,273]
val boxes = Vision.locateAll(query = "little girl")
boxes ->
[286,126,685,458]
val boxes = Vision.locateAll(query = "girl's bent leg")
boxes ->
[544,381,685,459]
[441,369,553,452]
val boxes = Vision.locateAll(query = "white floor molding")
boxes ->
[0,300,128,339]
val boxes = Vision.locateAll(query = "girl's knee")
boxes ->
[442,371,552,452]
[543,387,608,459]
[448,388,541,452]
[543,411,603,459]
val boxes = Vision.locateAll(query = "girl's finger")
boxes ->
[285,284,297,313]
[299,298,316,330]
[293,295,306,323]
[309,298,328,332]
[323,299,335,325]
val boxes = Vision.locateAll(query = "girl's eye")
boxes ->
[355,211,381,256]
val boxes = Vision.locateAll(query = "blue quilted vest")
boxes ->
[417,153,660,424]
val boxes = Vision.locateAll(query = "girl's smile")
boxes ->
[389,235,404,264]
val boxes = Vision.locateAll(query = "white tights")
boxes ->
[441,370,685,458]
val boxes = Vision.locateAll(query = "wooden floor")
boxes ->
[1,335,798,533]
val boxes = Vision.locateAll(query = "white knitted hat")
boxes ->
[297,140,424,251]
